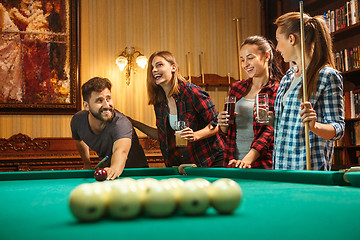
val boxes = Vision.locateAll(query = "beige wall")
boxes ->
[0,0,261,138]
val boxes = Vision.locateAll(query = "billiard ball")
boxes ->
[137,178,159,205]
[94,168,107,181]
[190,178,211,190]
[179,179,210,216]
[116,177,137,185]
[144,181,176,218]
[69,183,107,222]
[108,182,142,219]
[160,178,184,205]
[210,178,242,214]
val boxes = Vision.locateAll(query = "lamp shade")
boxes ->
[116,56,128,71]
[136,55,148,69]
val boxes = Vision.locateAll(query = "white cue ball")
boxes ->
[179,179,210,216]
[69,183,107,222]
[210,178,242,214]
[108,182,142,219]
[144,181,176,218]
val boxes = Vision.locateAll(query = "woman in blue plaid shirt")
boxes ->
[271,12,345,170]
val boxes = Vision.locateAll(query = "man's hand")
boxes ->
[104,166,123,180]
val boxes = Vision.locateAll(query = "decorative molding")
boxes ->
[0,133,164,171]
[0,133,49,152]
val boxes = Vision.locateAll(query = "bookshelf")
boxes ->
[261,0,360,169]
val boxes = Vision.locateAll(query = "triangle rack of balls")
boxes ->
[69,177,242,222]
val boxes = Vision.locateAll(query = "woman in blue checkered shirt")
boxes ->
[271,12,345,170]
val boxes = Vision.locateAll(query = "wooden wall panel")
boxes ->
[0,0,261,138]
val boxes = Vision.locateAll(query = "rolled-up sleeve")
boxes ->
[321,69,345,141]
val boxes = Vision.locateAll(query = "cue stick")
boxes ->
[233,18,243,81]
[200,52,205,84]
[187,52,191,83]
[299,1,311,170]
[94,156,109,169]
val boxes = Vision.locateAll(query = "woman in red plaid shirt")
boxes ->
[218,36,283,169]
[131,51,225,167]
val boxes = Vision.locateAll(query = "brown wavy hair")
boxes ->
[275,12,335,99]
[147,51,187,105]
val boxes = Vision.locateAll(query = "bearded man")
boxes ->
[71,77,148,180]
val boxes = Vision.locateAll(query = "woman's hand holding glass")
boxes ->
[218,111,230,127]
[254,109,275,127]
[180,127,196,142]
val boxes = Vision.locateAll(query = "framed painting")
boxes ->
[0,0,80,114]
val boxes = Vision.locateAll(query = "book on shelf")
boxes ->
[354,121,360,145]
[335,45,360,72]
[344,90,360,119]
[323,0,360,33]
[335,137,344,147]
[356,150,360,164]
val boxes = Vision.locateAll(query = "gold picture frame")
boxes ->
[0,0,80,114]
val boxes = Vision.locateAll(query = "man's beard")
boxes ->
[90,107,114,123]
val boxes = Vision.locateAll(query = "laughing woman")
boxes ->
[218,36,283,169]
[130,51,225,167]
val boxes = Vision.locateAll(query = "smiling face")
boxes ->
[275,27,297,63]
[151,56,176,87]
[240,44,269,79]
[83,88,114,123]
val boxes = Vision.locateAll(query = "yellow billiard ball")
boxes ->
[137,178,159,205]
[91,181,113,213]
[179,180,210,216]
[115,177,137,185]
[144,181,176,218]
[160,178,184,205]
[108,182,142,219]
[210,178,242,214]
[69,183,107,222]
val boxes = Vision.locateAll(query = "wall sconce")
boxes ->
[116,46,148,85]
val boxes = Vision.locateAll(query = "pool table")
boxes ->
[1,167,360,240]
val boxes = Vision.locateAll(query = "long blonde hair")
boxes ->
[275,12,335,99]
[147,51,187,105]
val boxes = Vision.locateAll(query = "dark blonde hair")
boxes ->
[241,35,284,82]
[275,12,335,99]
[147,51,187,105]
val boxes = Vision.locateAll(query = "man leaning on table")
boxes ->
[71,77,148,180]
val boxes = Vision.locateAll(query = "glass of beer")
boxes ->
[256,93,269,123]
[175,121,188,147]
[224,96,236,125]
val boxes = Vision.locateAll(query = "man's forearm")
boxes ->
[75,141,92,168]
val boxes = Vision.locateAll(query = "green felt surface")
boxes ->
[0,168,359,240]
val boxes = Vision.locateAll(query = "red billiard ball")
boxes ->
[94,168,107,182]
